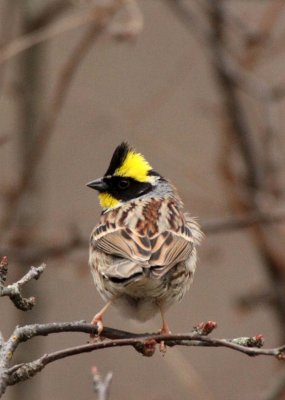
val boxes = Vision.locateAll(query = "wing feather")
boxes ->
[91,225,151,263]
[90,200,202,282]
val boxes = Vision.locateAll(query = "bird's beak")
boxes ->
[86,178,108,192]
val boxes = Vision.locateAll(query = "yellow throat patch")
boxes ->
[115,150,152,182]
[98,193,120,209]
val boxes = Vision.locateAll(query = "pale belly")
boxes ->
[91,251,197,322]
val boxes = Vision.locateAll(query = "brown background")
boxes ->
[0,1,282,399]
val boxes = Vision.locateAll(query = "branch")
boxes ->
[92,367,113,400]
[164,0,209,45]
[0,258,46,311]
[2,209,285,265]
[240,0,285,69]
[28,0,71,31]
[0,7,100,65]
[0,257,8,286]
[0,320,284,395]
[0,233,86,264]
[205,0,285,345]
[4,332,285,387]
[261,367,285,400]
[202,210,285,234]
[1,0,132,237]
[235,288,276,312]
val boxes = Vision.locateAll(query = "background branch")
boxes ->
[0,259,46,310]
[92,367,113,400]
[1,210,285,266]
[1,0,127,238]
[202,210,285,234]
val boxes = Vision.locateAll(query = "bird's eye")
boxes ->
[118,179,130,190]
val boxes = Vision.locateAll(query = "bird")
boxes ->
[87,142,203,345]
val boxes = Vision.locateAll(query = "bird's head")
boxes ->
[87,142,161,210]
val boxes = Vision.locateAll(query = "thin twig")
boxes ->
[203,210,285,234]
[1,0,127,237]
[0,237,86,264]
[261,367,285,400]
[240,0,285,69]
[165,0,285,348]
[208,0,264,194]
[0,262,46,310]
[164,0,209,45]
[0,8,100,65]
[28,0,72,31]
[236,288,276,312]
[206,0,285,344]
[0,332,4,351]
[0,1,17,92]
[1,210,285,265]
[92,367,113,400]
[0,257,8,287]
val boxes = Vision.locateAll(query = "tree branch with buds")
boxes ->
[0,260,284,398]
[1,319,285,396]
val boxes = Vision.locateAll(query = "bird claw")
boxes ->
[90,315,104,340]
[159,341,167,353]
[159,325,171,354]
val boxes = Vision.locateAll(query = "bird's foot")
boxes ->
[159,324,171,353]
[89,301,112,340]
[90,313,104,340]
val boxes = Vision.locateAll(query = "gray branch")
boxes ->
[0,260,46,311]
[0,319,284,397]
[92,367,113,400]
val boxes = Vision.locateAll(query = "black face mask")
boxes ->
[102,176,153,202]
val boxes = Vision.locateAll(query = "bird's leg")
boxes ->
[159,306,171,353]
[91,301,112,338]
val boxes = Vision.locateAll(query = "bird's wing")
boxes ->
[91,215,202,280]
[149,223,195,278]
[90,223,151,283]
[91,223,152,263]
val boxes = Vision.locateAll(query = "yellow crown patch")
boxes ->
[115,150,152,182]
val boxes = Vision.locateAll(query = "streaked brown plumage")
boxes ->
[87,142,202,339]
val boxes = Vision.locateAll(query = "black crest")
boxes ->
[104,142,131,176]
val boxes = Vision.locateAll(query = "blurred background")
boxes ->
[1,1,285,399]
